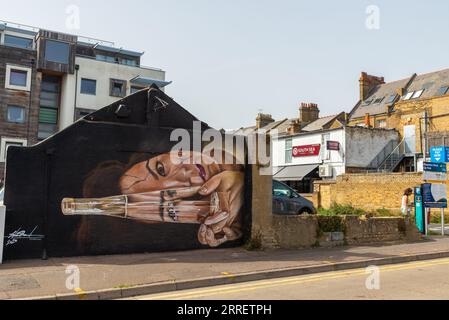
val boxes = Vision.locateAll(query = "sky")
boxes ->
[2,0,449,129]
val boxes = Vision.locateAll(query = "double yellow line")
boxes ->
[139,258,449,300]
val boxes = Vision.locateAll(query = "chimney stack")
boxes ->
[287,119,302,135]
[359,72,385,101]
[299,103,320,124]
[256,113,275,129]
[364,113,371,127]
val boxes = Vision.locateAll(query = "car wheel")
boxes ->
[299,208,313,215]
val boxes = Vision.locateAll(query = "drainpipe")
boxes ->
[73,64,80,122]
[27,58,35,144]
[424,111,428,160]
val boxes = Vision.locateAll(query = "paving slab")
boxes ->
[1,237,448,300]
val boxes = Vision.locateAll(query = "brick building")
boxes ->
[0,21,171,180]
[348,69,449,172]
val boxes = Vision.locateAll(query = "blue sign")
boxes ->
[430,146,449,163]
[424,162,447,173]
[422,183,448,209]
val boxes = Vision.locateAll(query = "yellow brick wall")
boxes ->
[315,173,423,211]
[348,115,388,128]
[349,95,449,154]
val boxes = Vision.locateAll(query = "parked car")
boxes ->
[273,180,316,215]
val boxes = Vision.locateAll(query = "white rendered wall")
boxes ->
[59,57,166,130]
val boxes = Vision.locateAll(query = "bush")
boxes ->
[430,213,449,224]
[317,215,346,235]
[318,203,365,217]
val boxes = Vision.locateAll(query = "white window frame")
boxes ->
[402,91,414,101]
[321,133,331,161]
[2,31,35,50]
[412,89,424,99]
[0,137,28,163]
[285,139,293,164]
[5,64,32,91]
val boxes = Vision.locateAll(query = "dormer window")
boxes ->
[402,92,414,101]
[387,94,397,103]
[373,97,385,104]
[412,89,424,99]
[437,86,449,96]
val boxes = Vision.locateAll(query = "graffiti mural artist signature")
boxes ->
[5,226,45,247]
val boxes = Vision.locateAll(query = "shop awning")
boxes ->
[274,164,318,182]
[130,76,172,88]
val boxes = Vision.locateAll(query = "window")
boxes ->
[110,79,126,97]
[402,92,414,101]
[5,65,31,91]
[376,119,387,128]
[412,89,424,99]
[45,40,70,64]
[285,139,293,164]
[4,35,33,49]
[0,138,27,163]
[373,97,385,104]
[437,86,449,96]
[387,94,397,103]
[38,75,61,140]
[10,69,27,86]
[120,58,137,66]
[273,181,295,198]
[7,106,25,123]
[96,54,116,63]
[80,78,97,95]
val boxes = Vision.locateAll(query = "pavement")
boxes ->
[132,257,449,300]
[1,237,449,300]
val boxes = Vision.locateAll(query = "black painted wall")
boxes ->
[3,86,251,260]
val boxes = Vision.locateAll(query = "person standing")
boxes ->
[401,188,414,217]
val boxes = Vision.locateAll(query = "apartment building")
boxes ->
[0,21,171,179]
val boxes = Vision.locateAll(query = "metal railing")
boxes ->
[76,54,164,72]
[367,139,398,169]
[377,138,406,172]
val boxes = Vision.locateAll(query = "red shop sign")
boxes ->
[292,144,321,157]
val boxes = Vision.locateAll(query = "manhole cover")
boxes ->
[0,276,40,291]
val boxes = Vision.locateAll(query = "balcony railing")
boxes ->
[76,54,163,72]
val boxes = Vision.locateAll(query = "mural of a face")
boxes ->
[63,150,245,248]
[120,151,223,195]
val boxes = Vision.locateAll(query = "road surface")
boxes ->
[130,258,449,300]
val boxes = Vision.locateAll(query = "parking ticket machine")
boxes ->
[414,186,425,234]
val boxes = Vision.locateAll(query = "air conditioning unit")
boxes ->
[319,165,333,178]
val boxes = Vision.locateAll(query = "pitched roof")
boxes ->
[350,77,411,119]
[302,114,339,132]
[350,67,449,120]
[404,68,449,100]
